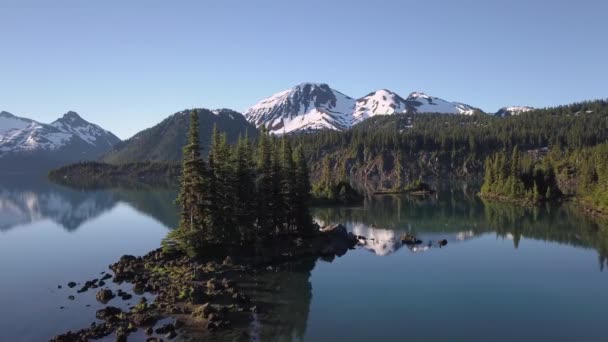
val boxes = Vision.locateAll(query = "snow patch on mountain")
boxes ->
[353,89,409,124]
[494,106,535,117]
[405,92,478,115]
[245,84,484,134]
[0,110,120,160]
[244,83,355,134]
[51,111,118,147]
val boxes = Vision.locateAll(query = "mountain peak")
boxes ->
[0,111,16,118]
[407,91,431,100]
[244,83,355,134]
[59,111,85,122]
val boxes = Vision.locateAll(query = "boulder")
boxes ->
[132,313,157,327]
[95,306,122,321]
[96,289,115,303]
[67,282,77,288]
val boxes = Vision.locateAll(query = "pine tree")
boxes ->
[233,135,256,242]
[173,109,208,254]
[293,146,313,236]
[281,136,297,234]
[256,127,273,237]
[270,135,285,236]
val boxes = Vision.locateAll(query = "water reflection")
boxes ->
[312,183,608,270]
[0,176,178,232]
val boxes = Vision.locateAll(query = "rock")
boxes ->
[132,313,157,327]
[401,234,422,245]
[221,278,235,289]
[99,280,106,287]
[101,273,113,281]
[192,303,216,319]
[155,323,175,334]
[67,282,77,288]
[121,293,133,301]
[222,256,233,266]
[439,239,448,247]
[116,333,127,342]
[133,281,145,294]
[96,306,122,321]
[57,285,62,289]
[96,289,115,303]
[320,224,348,238]
[188,284,207,304]
[68,295,75,300]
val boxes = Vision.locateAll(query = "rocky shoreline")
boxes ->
[51,224,357,342]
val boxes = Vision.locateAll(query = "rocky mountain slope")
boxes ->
[0,111,120,172]
[244,83,484,134]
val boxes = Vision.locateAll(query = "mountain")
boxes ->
[244,83,356,134]
[101,108,257,163]
[244,83,482,134]
[353,89,410,124]
[0,111,120,172]
[494,106,535,117]
[404,92,480,115]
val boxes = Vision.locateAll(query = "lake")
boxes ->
[1,176,607,341]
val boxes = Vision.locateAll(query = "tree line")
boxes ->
[288,99,608,182]
[480,147,560,202]
[167,110,314,256]
[480,141,608,211]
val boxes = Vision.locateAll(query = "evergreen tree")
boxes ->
[172,110,208,254]
[293,146,313,235]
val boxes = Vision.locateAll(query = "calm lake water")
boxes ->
[1,176,607,341]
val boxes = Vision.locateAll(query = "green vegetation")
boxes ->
[480,142,608,213]
[102,108,257,163]
[552,143,608,213]
[480,147,561,203]
[290,99,608,186]
[165,111,314,257]
[311,155,363,205]
[48,161,180,189]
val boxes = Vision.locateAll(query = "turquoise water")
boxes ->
[0,177,607,341]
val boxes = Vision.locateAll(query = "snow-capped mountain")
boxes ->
[51,111,119,149]
[494,106,534,117]
[0,111,120,172]
[244,83,483,134]
[353,89,411,124]
[244,83,356,134]
[405,92,480,115]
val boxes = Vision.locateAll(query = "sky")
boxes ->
[1,0,607,139]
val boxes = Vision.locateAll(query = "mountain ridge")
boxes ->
[0,110,120,172]
[244,83,488,134]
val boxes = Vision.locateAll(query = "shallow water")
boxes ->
[0,177,607,341]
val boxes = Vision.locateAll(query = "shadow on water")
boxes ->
[0,175,179,232]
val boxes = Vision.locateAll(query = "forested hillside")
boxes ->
[480,142,608,214]
[291,99,608,190]
[101,108,257,163]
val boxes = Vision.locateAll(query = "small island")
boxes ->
[51,111,360,342]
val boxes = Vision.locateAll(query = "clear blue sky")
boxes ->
[1,0,607,139]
